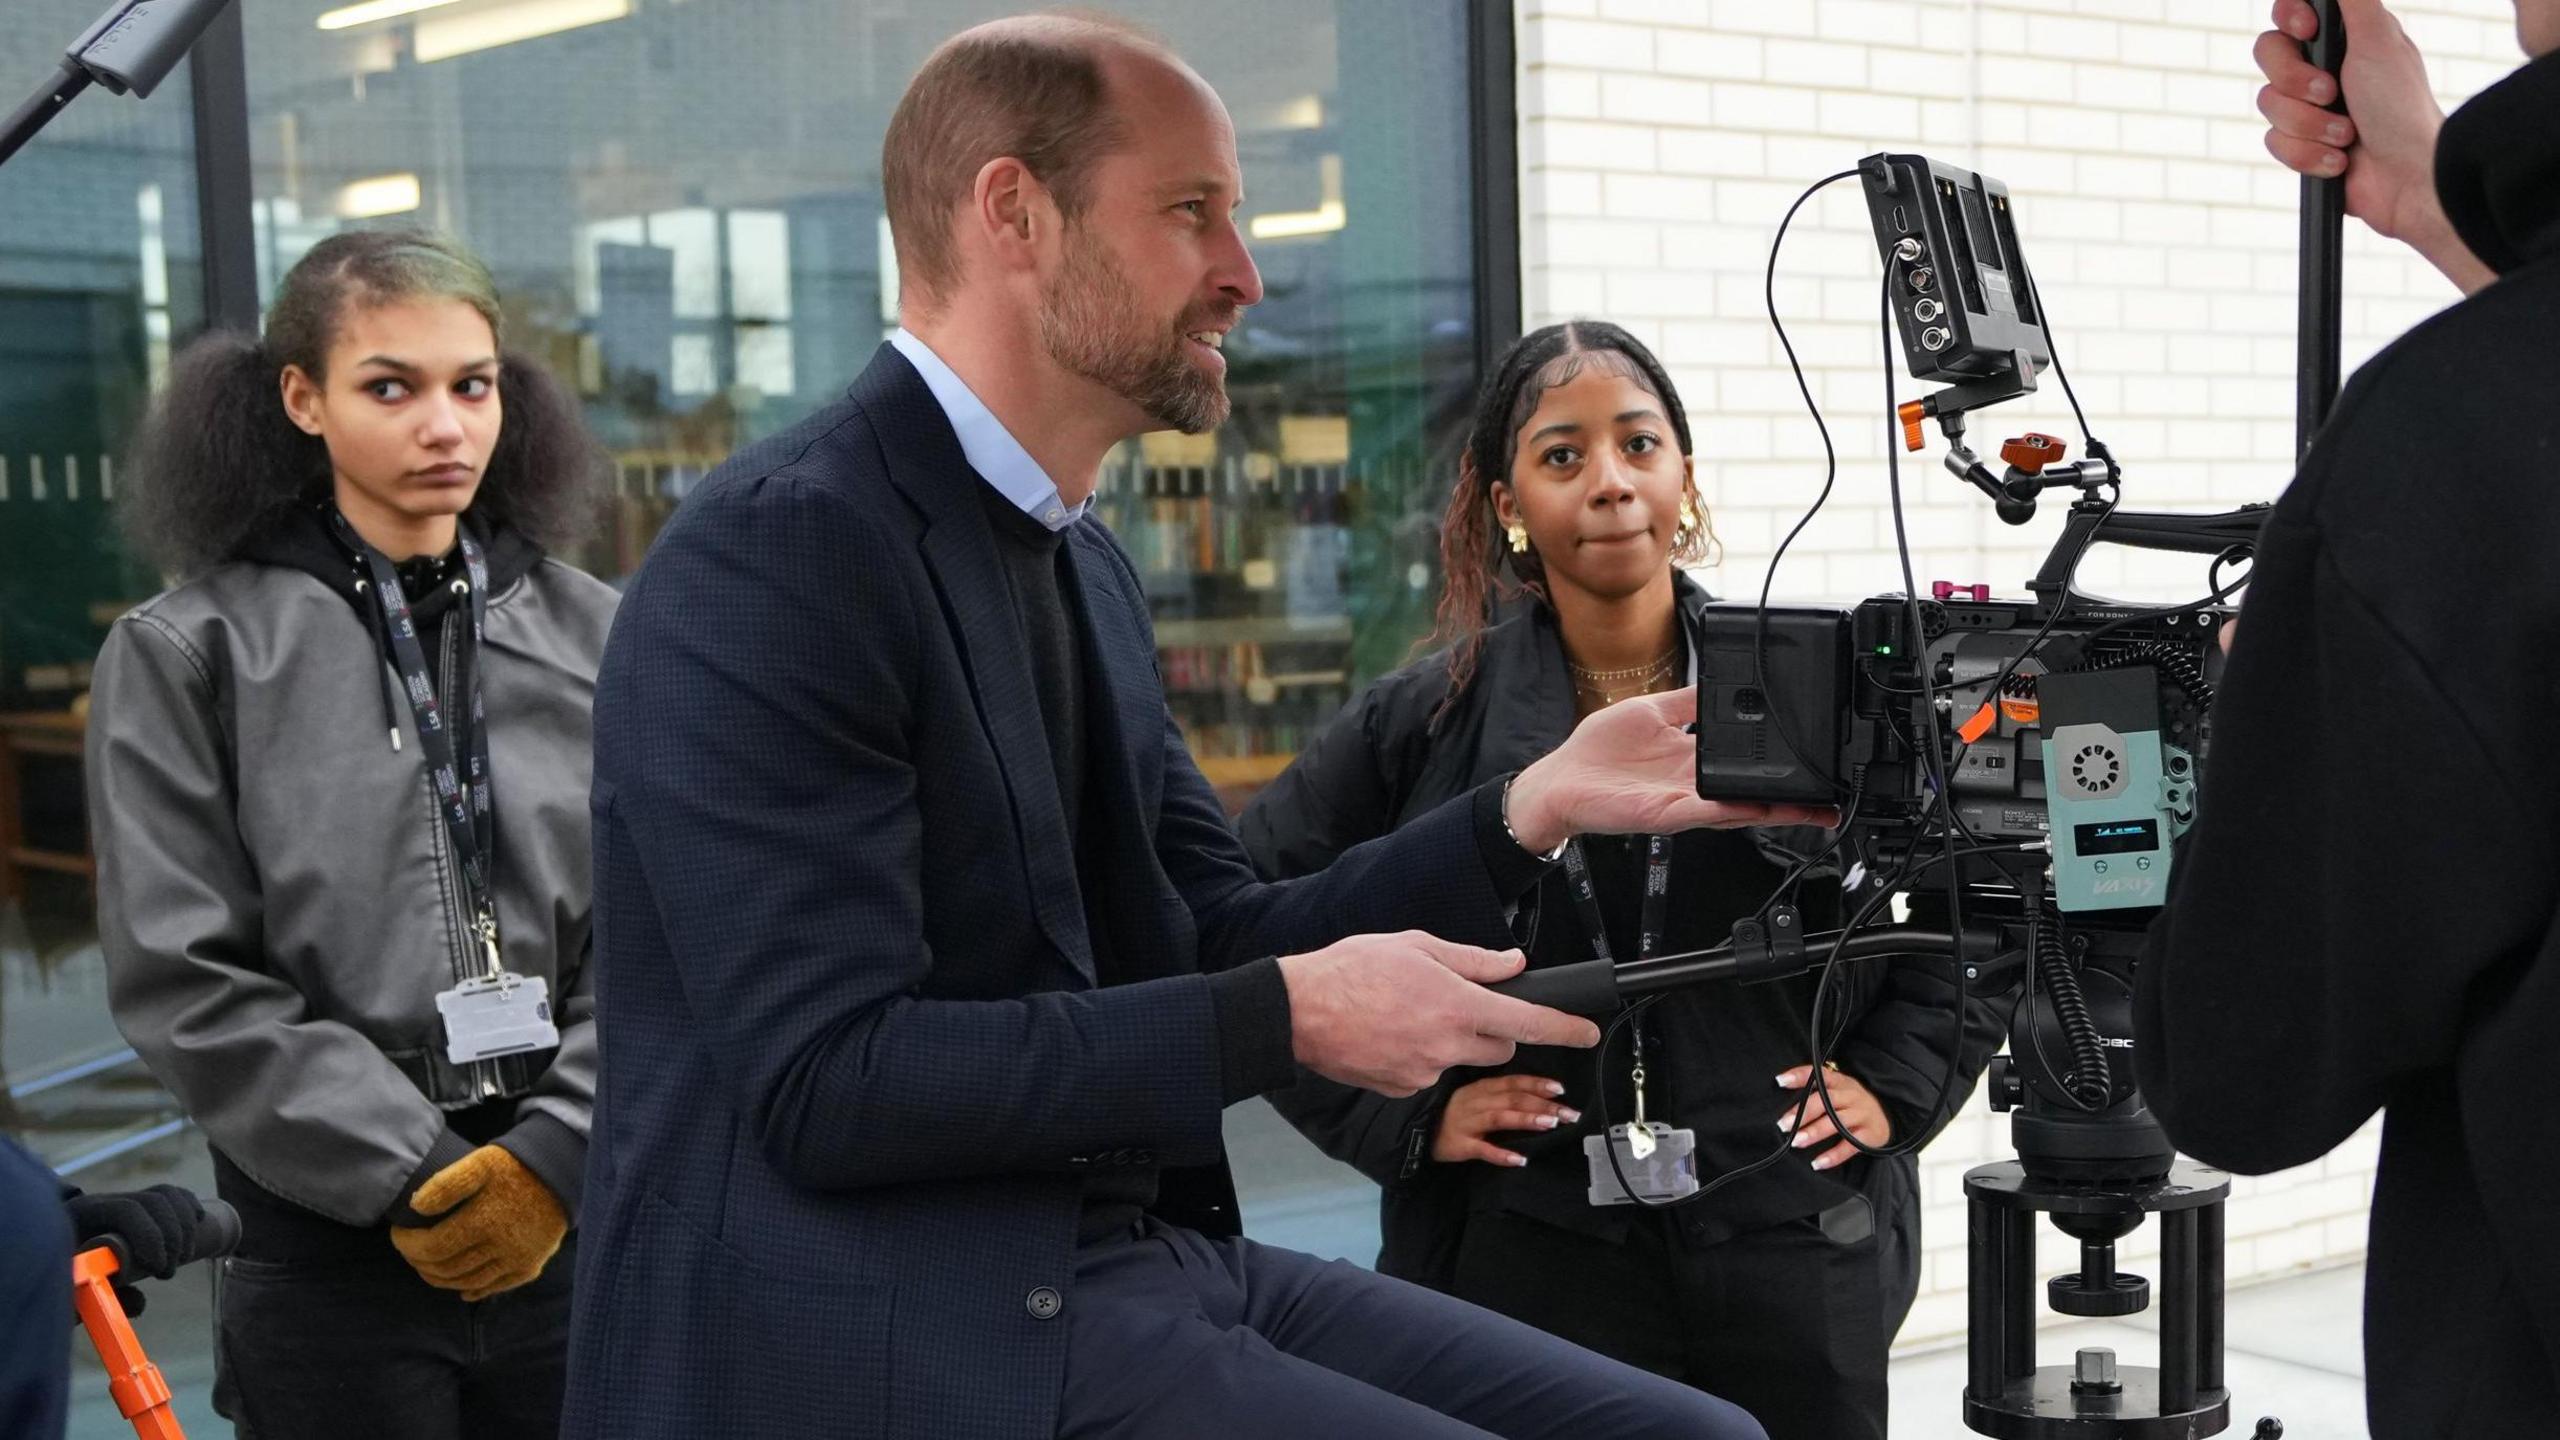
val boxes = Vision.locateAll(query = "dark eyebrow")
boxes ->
[352,355,498,374]
[1159,177,1235,202]
[1617,408,1664,426]
[1527,421,1583,445]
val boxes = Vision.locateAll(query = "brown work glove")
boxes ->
[389,1145,566,1302]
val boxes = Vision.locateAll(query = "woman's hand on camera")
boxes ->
[1775,1065,1893,1172]
[1432,1074,1582,1167]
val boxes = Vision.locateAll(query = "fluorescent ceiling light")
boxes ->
[416,0,630,63]
[1272,95,1323,130]
[317,0,461,31]
[339,173,422,218]
[1249,202,1345,240]
[1249,153,1346,240]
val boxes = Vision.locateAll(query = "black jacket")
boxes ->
[2136,52,2560,1437]
[1241,575,2005,1282]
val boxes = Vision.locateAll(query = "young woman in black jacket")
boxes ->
[1240,320,2003,1440]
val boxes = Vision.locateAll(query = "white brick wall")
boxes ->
[1517,0,2518,1350]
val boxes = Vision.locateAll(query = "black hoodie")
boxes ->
[237,501,543,692]
[2137,51,2560,1435]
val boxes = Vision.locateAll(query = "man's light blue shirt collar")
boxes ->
[889,328,1088,532]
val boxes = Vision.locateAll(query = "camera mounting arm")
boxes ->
[2026,503,2271,614]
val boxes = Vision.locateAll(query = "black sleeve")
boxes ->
[1832,941,2008,1151]
[1263,1071,1455,1189]
[1236,680,1455,1172]
[1237,679,1405,882]
[1203,958,1296,1105]
[2136,509,2557,1173]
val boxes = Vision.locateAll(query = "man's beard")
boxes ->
[1038,228,1231,435]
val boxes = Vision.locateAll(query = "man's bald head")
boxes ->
[881,13,1189,308]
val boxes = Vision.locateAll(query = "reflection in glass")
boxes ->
[238,0,1482,800]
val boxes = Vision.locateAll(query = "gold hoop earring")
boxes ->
[1676,497,1702,546]
[1506,522,1530,554]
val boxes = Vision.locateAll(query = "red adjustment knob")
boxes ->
[2001,433,2067,473]
[1931,581,1992,602]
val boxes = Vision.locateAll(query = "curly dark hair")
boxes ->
[120,229,606,577]
[1427,320,1717,715]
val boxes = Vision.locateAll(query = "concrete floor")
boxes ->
[1885,1262,2369,1439]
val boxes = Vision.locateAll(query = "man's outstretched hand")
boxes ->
[1502,687,1838,856]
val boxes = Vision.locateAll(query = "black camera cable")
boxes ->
[1587,838,2040,1210]
[1755,169,1866,795]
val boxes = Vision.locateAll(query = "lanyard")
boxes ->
[1559,833,1674,966]
[332,512,503,977]
[1561,833,1675,1091]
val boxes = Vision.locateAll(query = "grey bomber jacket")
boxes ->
[85,545,617,1227]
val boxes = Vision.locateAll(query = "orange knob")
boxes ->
[1897,400,1929,452]
[2001,433,2067,473]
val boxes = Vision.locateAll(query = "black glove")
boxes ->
[65,1183,207,1317]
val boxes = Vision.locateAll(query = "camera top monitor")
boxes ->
[1859,153,2052,387]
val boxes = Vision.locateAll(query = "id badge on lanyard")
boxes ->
[335,513,560,1067]
[1563,835,1702,1205]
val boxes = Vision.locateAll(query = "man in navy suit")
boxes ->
[566,15,1826,1438]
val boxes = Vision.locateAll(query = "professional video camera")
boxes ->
[1700,155,2277,1436]
[1691,150,2268,1186]
[1497,144,2321,1438]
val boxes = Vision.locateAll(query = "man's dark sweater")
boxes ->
[977,474,1557,1242]
[2136,51,2560,1436]
[978,485,1300,1240]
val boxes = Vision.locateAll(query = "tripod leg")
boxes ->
[2200,1199,2226,1395]
[1968,1194,2003,1400]
[2159,1208,2200,1412]
[1968,1191,2037,1400]
[2000,1207,2034,1382]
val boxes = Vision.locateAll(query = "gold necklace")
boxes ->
[1567,648,1678,684]
[1569,649,1679,707]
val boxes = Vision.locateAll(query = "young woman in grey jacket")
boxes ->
[88,229,616,1439]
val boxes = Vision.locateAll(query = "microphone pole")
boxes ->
[2296,0,2349,461]
[0,0,236,168]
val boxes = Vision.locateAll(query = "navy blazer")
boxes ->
[563,347,1528,1440]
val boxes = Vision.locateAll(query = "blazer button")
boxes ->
[1026,1286,1063,1321]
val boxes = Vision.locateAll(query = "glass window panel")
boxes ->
[725,209,793,321]
[0,3,206,690]
[644,207,722,320]
[1,11,222,1426]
